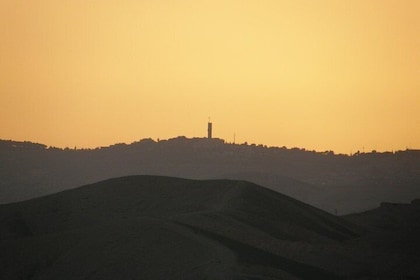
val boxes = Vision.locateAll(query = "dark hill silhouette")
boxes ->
[1,138,419,214]
[343,199,420,278]
[0,176,360,279]
[1,176,419,279]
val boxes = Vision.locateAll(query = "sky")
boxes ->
[0,0,419,153]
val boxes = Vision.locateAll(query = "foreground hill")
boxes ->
[1,138,419,214]
[344,200,420,278]
[1,176,419,279]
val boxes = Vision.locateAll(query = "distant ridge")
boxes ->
[1,138,419,215]
[2,138,419,154]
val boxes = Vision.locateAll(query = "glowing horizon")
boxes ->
[1,0,419,154]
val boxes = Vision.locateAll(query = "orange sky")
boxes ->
[1,0,419,153]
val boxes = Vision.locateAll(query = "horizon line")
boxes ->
[1,136,418,156]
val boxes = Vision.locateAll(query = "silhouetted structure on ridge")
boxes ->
[208,121,212,139]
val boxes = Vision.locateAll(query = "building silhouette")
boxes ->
[208,121,212,139]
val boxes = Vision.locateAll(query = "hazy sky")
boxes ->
[1,0,419,153]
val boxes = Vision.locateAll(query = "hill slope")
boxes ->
[1,176,418,279]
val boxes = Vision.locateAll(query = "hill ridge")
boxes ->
[2,175,420,279]
[1,138,419,215]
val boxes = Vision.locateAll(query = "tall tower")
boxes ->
[207,121,212,139]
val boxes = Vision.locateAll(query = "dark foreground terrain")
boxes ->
[1,176,419,279]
